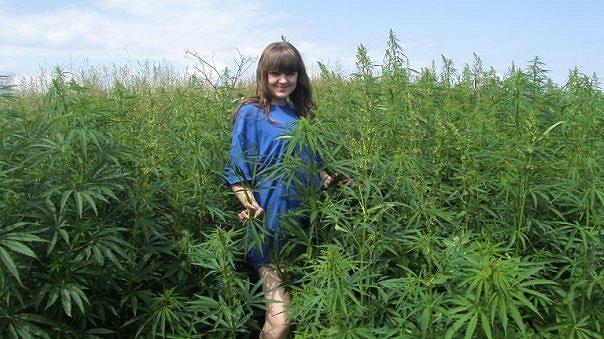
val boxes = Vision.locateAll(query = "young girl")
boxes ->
[224,41,332,338]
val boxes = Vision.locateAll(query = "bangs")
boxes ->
[264,49,301,73]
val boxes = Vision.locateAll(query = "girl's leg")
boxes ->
[258,265,290,339]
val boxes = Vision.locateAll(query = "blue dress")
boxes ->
[225,103,321,269]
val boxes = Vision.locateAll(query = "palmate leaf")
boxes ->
[3,312,54,339]
[129,288,187,338]
[444,311,473,339]
[446,295,495,339]
[453,252,556,336]
[0,222,45,283]
[76,227,132,269]
[542,304,602,338]
[59,185,117,218]
[40,282,89,318]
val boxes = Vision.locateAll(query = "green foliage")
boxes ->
[1,31,603,338]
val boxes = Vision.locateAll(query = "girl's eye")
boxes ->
[286,72,297,76]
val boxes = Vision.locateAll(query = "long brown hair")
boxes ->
[232,41,315,122]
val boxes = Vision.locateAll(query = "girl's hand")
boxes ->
[335,173,352,187]
[237,202,264,222]
[322,172,352,188]
[242,201,264,220]
[322,174,334,188]
[320,170,334,188]
[231,183,263,221]
[237,209,250,222]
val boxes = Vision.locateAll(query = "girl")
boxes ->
[224,41,332,338]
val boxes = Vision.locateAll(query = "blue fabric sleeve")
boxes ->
[224,105,258,185]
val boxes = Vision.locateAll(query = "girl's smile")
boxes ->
[268,71,298,105]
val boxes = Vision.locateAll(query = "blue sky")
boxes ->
[1,0,602,84]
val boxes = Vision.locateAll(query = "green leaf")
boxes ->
[419,306,430,336]
[74,191,83,218]
[85,328,115,335]
[81,192,98,215]
[99,186,118,200]
[519,278,557,287]
[508,302,525,334]
[444,312,472,339]
[0,239,37,258]
[70,287,86,315]
[465,313,478,339]
[0,246,21,283]
[539,120,565,140]
[93,245,104,265]
[498,297,508,334]
[45,288,59,310]
[480,310,493,339]
[60,189,73,214]
[3,233,44,243]
[511,291,540,316]
[78,128,88,159]
[61,288,72,317]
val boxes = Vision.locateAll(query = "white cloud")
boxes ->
[0,1,342,77]
[295,40,350,73]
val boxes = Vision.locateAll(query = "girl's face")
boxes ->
[267,71,298,105]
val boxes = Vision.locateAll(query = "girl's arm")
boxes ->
[231,183,264,218]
